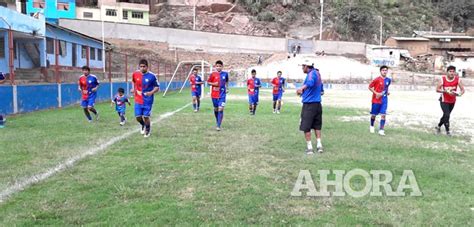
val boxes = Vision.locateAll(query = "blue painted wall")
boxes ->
[0,81,189,115]
[27,0,76,22]
[0,86,13,115]
[17,84,58,113]
[0,32,8,74]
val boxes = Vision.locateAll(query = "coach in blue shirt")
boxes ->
[296,60,323,155]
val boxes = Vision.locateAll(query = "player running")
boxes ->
[247,69,261,115]
[368,65,391,136]
[296,60,324,154]
[131,59,160,138]
[435,65,465,136]
[111,87,131,126]
[207,60,229,131]
[271,71,286,114]
[78,66,100,123]
[190,68,204,112]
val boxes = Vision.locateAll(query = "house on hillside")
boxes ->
[385,31,474,72]
[385,31,474,57]
[16,0,77,24]
[0,6,109,83]
[76,0,150,25]
[447,51,474,77]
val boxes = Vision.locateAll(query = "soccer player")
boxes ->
[190,68,204,112]
[207,60,229,131]
[271,71,286,114]
[78,66,100,123]
[368,65,391,136]
[131,59,160,138]
[0,72,6,128]
[247,69,261,115]
[296,60,323,154]
[435,65,465,136]
[111,87,131,126]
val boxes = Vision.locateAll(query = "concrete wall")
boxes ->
[366,45,401,67]
[313,40,366,55]
[59,19,288,54]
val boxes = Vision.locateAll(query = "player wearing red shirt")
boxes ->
[435,65,465,136]
[78,66,100,123]
[131,59,160,138]
[271,71,286,114]
[247,69,261,115]
[368,65,391,136]
[207,60,229,131]
[189,68,204,112]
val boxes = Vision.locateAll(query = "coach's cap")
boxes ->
[299,59,315,67]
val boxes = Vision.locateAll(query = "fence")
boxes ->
[0,51,196,115]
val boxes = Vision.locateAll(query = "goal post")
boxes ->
[163,60,213,97]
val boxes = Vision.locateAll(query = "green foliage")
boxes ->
[334,2,378,42]
[437,0,474,32]
[257,11,276,22]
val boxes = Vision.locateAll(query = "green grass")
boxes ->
[0,88,472,225]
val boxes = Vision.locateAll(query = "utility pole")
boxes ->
[319,0,324,40]
[379,15,383,46]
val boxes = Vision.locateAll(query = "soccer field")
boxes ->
[0,88,472,225]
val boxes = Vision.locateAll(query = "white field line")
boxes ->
[0,103,191,204]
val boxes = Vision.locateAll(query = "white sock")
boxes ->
[306,141,313,150]
[317,138,322,148]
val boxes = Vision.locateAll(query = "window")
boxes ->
[123,10,128,20]
[59,40,67,56]
[97,49,102,61]
[106,9,117,16]
[83,12,93,18]
[57,3,69,11]
[82,46,87,59]
[46,38,54,54]
[90,47,95,60]
[131,11,143,19]
[0,38,5,58]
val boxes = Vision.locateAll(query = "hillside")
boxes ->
[151,0,474,44]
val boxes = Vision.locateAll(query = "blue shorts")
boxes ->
[212,97,226,108]
[81,97,96,108]
[135,104,153,117]
[248,94,259,105]
[273,92,283,101]
[191,91,201,98]
[371,102,388,115]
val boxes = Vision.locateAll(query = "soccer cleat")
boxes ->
[140,126,145,135]
[95,113,100,121]
[144,131,151,138]
[273,109,276,114]
[378,130,385,136]
[316,146,323,153]
[435,126,441,134]
[306,149,314,155]
[446,131,452,136]
[194,109,198,113]
[276,110,281,114]
[120,121,125,126]
[370,126,375,133]
[216,127,221,131]
[88,120,93,123]
[0,125,4,129]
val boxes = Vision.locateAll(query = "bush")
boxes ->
[257,11,276,22]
